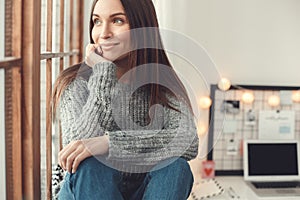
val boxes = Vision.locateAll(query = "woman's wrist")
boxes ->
[102,133,110,153]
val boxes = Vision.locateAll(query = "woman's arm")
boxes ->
[58,135,109,173]
[59,61,117,146]
[58,61,117,172]
[107,95,199,167]
[59,94,198,174]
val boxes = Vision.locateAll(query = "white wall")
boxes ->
[155,0,300,86]
[83,0,94,55]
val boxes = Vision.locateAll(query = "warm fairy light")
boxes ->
[268,95,280,107]
[292,90,300,102]
[197,123,208,136]
[218,78,231,91]
[199,96,212,109]
[242,91,255,104]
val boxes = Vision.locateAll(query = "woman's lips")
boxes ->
[101,42,120,50]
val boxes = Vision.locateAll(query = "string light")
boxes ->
[292,90,300,102]
[242,91,255,104]
[218,78,231,91]
[216,78,300,106]
[197,123,208,136]
[199,96,212,109]
[268,95,280,107]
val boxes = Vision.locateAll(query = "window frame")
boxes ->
[0,0,84,199]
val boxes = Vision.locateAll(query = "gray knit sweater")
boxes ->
[59,62,199,173]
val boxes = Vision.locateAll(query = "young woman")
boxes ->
[52,0,199,199]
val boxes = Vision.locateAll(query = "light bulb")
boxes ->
[199,96,212,109]
[242,92,254,104]
[218,78,231,91]
[268,95,280,107]
[292,90,300,102]
[197,123,208,136]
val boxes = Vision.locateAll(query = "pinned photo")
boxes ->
[245,109,256,126]
[221,100,240,114]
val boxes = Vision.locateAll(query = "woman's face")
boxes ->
[91,0,131,61]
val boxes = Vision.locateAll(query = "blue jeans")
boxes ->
[58,156,194,200]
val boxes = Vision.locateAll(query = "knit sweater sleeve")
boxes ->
[59,62,116,146]
[107,93,199,165]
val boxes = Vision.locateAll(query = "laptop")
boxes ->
[243,140,300,197]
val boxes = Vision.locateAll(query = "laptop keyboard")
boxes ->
[252,181,300,189]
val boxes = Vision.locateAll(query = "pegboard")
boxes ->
[207,85,300,175]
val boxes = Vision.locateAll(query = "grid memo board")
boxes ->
[207,84,300,175]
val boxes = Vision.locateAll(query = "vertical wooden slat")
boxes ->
[4,0,13,199]
[69,0,74,66]
[60,0,65,71]
[5,0,23,199]
[4,0,12,56]
[58,0,66,154]
[46,0,53,199]
[22,0,41,199]
[74,0,84,63]
[5,68,22,200]
[0,69,6,200]
[4,70,13,200]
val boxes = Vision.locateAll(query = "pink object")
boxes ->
[201,160,215,179]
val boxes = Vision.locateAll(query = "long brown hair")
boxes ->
[52,0,192,118]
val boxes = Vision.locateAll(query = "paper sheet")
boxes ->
[258,110,295,140]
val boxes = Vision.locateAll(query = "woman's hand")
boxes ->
[58,135,109,173]
[85,44,108,67]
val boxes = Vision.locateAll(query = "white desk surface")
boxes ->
[189,176,300,200]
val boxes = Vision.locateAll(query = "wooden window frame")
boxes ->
[0,0,84,199]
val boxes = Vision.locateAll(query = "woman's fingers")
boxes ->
[58,140,92,173]
[58,140,81,170]
[71,151,89,173]
[85,44,95,67]
[58,137,108,173]
[94,45,103,56]
[85,43,108,67]
[66,147,84,173]
[58,147,68,170]
[85,44,96,57]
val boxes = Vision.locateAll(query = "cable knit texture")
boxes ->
[59,62,199,173]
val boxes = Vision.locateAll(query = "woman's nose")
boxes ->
[100,24,113,39]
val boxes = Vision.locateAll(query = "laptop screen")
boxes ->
[244,140,300,181]
[248,143,298,176]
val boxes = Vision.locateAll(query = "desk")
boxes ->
[189,176,300,200]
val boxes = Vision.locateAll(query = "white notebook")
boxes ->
[189,179,224,200]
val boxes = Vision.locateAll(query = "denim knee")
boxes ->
[75,156,104,174]
[142,158,194,200]
[166,157,192,173]
[58,173,75,200]
[151,157,193,177]
[59,156,123,200]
